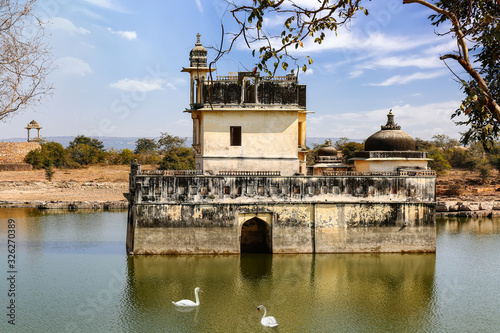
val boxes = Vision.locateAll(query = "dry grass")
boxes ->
[0,164,156,202]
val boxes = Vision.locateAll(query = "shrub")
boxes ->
[119,149,135,164]
[478,163,492,184]
[428,148,452,176]
[25,141,76,169]
[446,183,463,196]
[42,159,55,181]
[24,148,44,168]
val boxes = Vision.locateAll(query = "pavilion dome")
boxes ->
[317,139,337,157]
[189,33,208,67]
[364,111,416,151]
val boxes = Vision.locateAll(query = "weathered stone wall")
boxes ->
[131,174,436,204]
[127,171,436,254]
[0,142,40,164]
[129,201,435,254]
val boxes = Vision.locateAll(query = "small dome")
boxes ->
[365,111,415,151]
[317,139,337,157]
[189,33,208,67]
[25,120,41,129]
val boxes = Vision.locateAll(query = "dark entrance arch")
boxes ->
[240,217,272,253]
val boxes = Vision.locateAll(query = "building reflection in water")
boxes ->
[122,252,436,332]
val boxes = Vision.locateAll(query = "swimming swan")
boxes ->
[172,287,203,307]
[257,305,278,327]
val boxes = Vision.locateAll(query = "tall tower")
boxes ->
[182,34,310,176]
[181,33,215,107]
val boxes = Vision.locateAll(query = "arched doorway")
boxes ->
[240,217,272,253]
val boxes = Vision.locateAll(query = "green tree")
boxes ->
[336,140,364,164]
[432,134,460,149]
[68,144,101,165]
[134,138,158,154]
[69,135,105,151]
[68,135,105,165]
[226,0,500,144]
[157,133,187,154]
[415,138,434,151]
[158,147,195,170]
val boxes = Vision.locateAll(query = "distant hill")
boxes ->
[1,136,362,150]
[0,136,158,150]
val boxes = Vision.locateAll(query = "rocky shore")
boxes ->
[0,200,128,210]
[436,200,500,217]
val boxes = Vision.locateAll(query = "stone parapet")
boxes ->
[129,174,436,205]
[0,163,33,171]
[0,142,40,164]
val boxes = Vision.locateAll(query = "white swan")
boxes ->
[172,287,203,307]
[257,305,278,327]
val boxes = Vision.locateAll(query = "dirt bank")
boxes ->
[0,165,155,208]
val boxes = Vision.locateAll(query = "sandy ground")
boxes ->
[0,165,154,202]
[0,165,499,203]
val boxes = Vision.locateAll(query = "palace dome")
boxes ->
[317,139,337,157]
[364,111,416,151]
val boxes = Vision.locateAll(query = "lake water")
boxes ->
[0,208,500,332]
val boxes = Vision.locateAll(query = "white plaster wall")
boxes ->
[202,110,298,158]
[199,110,300,175]
[203,157,299,176]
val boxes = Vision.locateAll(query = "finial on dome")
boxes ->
[381,109,401,130]
[196,33,201,45]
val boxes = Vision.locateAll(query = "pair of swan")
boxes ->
[172,288,279,327]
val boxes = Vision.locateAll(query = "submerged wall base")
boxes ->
[127,202,435,254]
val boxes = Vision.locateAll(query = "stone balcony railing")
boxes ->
[135,168,435,178]
[129,169,436,205]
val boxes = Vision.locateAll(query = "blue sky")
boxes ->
[0,0,469,142]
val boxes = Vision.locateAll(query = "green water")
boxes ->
[0,209,500,332]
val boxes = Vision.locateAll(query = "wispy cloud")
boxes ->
[349,70,363,78]
[359,55,443,70]
[56,57,92,76]
[195,0,203,12]
[81,0,127,12]
[107,27,137,40]
[50,17,90,35]
[307,100,466,140]
[369,71,446,86]
[110,78,171,92]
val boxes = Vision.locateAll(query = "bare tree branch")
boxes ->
[0,0,52,121]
